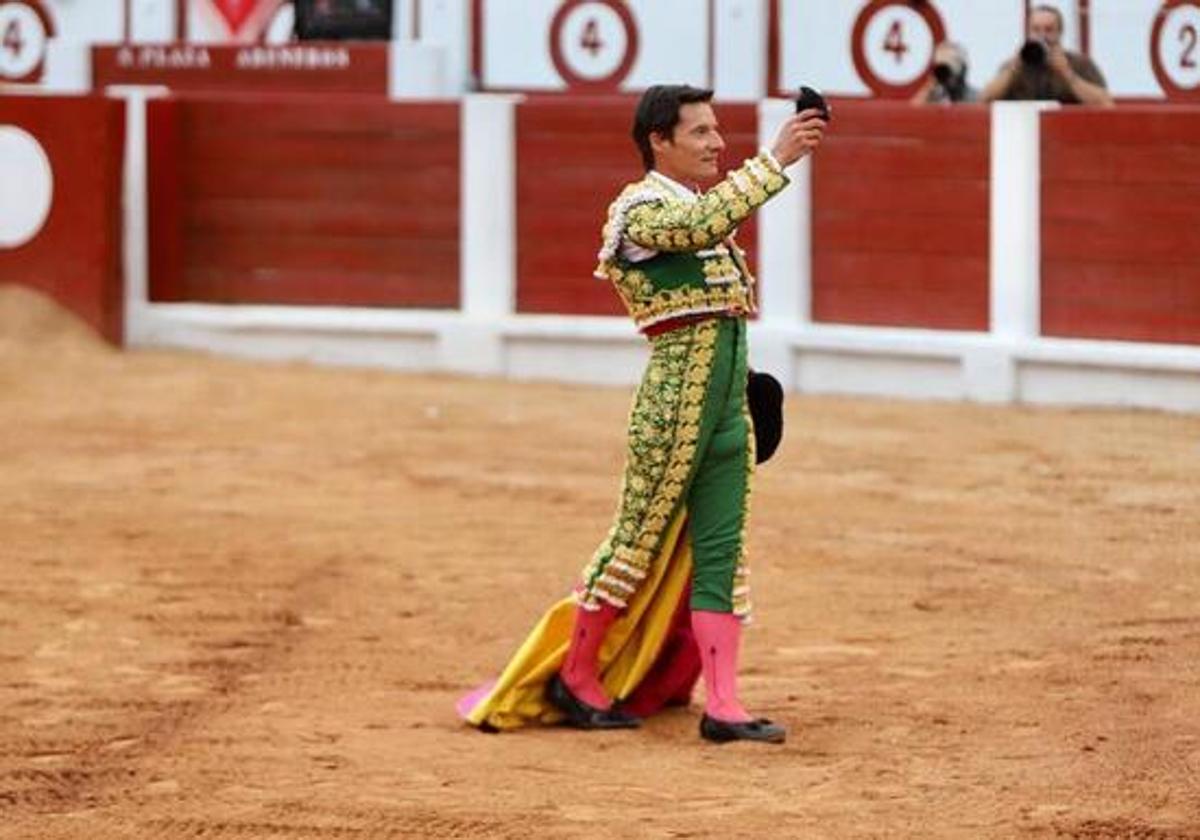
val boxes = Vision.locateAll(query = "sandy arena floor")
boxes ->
[1,286,1199,839]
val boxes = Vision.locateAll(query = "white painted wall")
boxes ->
[404,0,471,92]
[43,0,125,42]
[1090,0,1167,97]
[713,0,767,100]
[780,0,869,96]
[129,0,177,42]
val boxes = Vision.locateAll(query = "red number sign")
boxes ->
[0,0,54,83]
[548,0,639,91]
[1182,22,1198,68]
[851,0,946,99]
[1151,0,1200,100]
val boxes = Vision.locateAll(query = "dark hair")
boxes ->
[1030,4,1064,34]
[631,85,714,172]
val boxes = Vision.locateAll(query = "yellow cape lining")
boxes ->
[464,512,693,730]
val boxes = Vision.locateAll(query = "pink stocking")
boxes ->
[692,609,752,723]
[560,602,620,710]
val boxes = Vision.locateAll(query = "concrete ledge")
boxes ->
[130,303,447,371]
[1017,335,1200,372]
[127,303,1200,412]
[1016,362,1200,412]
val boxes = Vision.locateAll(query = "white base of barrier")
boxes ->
[128,304,1200,413]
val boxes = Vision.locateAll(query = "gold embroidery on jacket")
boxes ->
[593,152,787,332]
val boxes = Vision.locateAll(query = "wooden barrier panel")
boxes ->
[148,96,460,308]
[514,97,760,316]
[0,95,124,343]
[811,101,990,331]
[1041,107,1200,345]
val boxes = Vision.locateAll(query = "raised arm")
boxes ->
[624,152,788,252]
[624,109,826,252]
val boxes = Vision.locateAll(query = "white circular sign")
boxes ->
[1157,2,1200,91]
[556,1,630,82]
[0,126,53,248]
[861,5,935,87]
[0,3,49,80]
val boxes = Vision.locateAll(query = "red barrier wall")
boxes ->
[514,98,760,316]
[1041,108,1200,345]
[0,95,124,343]
[811,102,990,331]
[148,96,460,308]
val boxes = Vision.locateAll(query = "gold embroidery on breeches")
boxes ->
[578,320,727,612]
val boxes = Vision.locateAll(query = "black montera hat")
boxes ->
[746,371,784,464]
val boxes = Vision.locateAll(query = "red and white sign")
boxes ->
[477,0,709,93]
[0,0,55,84]
[548,0,638,91]
[850,0,947,99]
[1151,0,1200,100]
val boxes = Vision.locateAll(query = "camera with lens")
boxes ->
[794,85,831,121]
[1020,38,1048,67]
[933,53,965,85]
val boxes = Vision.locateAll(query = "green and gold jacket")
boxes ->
[593,151,789,332]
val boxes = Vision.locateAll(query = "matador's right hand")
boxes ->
[770,111,827,168]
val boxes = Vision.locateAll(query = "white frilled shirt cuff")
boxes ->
[758,147,784,173]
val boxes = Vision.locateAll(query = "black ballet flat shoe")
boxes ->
[546,674,641,730]
[699,714,787,744]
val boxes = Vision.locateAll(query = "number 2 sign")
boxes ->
[0,0,55,84]
[549,0,639,91]
[1151,0,1200,100]
[851,0,946,99]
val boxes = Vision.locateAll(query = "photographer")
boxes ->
[912,41,979,105]
[981,4,1112,106]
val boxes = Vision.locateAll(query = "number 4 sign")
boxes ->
[549,0,639,90]
[851,0,946,98]
[1151,0,1200,100]
[0,0,55,84]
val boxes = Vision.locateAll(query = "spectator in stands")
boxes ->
[981,4,1113,106]
[911,41,980,105]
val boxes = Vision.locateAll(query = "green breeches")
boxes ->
[578,317,753,618]
[686,318,751,612]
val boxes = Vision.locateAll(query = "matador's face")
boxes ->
[651,102,726,186]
